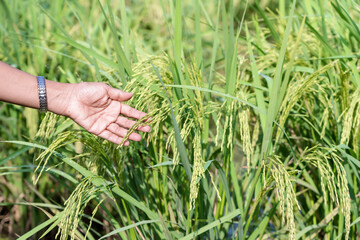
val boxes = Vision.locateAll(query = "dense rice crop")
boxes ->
[0,0,359,239]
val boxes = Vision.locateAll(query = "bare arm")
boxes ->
[0,61,69,114]
[0,61,150,145]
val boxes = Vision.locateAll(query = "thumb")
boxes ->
[107,86,133,102]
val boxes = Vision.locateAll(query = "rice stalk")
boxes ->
[84,198,105,239]
[330,151,351,240]
[267,155,300,240]
[300,146,352,239]
[118,113,152,147]
[33,131,80,185]
[215,101,226,147]
[56,177,103,240]
[251,118,260,152]
[215,71,252,163]
[238,91,252,171]
[340,90,360,153]
[319,96,330,139]
[275,61,337,145]
[35,112,60,140]
[124,56,214,206]
[301,147,338,205]
[189,130,204,210]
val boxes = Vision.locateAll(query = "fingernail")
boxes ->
[132,133,142,141]
[139,126,150,132]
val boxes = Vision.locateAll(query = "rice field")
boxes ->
[0,0,360,239]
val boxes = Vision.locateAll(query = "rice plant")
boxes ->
[0,0,359,239]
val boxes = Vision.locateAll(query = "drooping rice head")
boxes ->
[275,61,337,145]
[56,177,105,240]
[340,90,360,154]
[265,155,300,240]
[124,56,212,208]
[300,146,351,240]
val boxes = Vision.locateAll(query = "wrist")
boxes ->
[46,80,73,117]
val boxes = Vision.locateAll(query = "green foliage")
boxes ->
[1,0,360,239]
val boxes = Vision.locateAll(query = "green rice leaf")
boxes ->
[151,62,192,181]
[99,220,161,240]
[180,209,241,240]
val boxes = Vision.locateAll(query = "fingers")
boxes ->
[98,123,143,145]
[98,122,145,146]
[107,86,133,102]
[98,130,130,146]
[107,123,142,141]
[120,104,148,120]
[99,85,150,145]
[116,116,151,132]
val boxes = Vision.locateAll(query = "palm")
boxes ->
[67,82,149,145]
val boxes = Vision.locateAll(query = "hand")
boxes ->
[61,82,150,145]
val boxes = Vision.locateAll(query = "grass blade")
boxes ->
[151,63,192,181]
[0,146,30,165]
[261,0,297,156]
[164,84,264,113]
[180,209,241,240]
[18,214,60,240]
[99,220,161,240]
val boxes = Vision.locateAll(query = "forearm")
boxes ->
[0,61,72,116]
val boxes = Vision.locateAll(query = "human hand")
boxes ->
[58,82,150,146]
